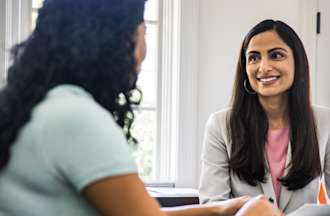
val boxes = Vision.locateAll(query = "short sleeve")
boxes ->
[33,93,137,191]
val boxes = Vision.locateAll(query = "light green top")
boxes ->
[0,85,137,216]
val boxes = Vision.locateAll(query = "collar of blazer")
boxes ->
[260,141,293,210]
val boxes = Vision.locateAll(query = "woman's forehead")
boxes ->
[246,30,290,53]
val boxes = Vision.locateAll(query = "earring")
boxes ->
[244,79,256,95]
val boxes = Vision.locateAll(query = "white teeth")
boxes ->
[259,77,278,82]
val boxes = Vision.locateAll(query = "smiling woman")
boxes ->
[245,30,295,99]
[199,19,330,215]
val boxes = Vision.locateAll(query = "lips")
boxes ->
[256,75,280,84]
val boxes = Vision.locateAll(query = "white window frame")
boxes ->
[0,0,31,87]
[155,0,200,187]
[175,0,200,188]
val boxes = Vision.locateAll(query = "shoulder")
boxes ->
[33,85,116,132]
[27,85,124,148]
[312,105,330,167]
[312,105,330,151]
[312,105,330,128]
[207,108,231,127]
[312,104,330,117]
[25,85,137,189]
[204,108,231,139]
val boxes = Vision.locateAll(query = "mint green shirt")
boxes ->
[0,85,137,215]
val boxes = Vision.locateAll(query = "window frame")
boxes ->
[0,0,32,87]
[173,0,200,188]
[154,0,200,188]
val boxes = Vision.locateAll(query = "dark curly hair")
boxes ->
[0,0,146,169]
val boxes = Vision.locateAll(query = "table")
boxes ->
[147,187,199,207]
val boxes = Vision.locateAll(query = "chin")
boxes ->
[258,90,287,98]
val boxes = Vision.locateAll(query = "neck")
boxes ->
[258,93,289,130]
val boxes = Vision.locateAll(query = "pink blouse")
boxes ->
[266,127,289,203]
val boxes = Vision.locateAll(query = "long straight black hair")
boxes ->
[227,19,321,190]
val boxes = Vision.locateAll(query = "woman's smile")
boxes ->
[257,75,281,85]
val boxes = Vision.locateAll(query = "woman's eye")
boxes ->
[248,55,259,63]
[270,52,284,60]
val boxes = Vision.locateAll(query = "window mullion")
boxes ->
[0,0,6,86]
[157,0,180,182]
[2,0,32,86]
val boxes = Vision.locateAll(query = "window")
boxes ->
[131,0,159,181]
[2,0,198,187]
[0,0,31,87]
[0,1,5,86]
[31,0,43,30]
[1,0,234,189]
[30,0,178,184]
[0,0,190,186]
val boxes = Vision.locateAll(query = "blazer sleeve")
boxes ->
[199,111,231,204]
[314,105,330,197]
[324,132,330,196]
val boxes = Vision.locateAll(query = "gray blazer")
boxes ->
[199,105,330,214]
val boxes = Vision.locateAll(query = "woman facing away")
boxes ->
[199,19,330,214]
[0,0,282,215]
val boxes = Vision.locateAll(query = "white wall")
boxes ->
[175,0,200,187]
[191,0,318,187]
[316,0,330,107]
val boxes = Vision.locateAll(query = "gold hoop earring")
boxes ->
[244,79,256,95]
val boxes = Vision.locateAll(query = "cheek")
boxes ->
[284,65,295,86]
[141,38,146,60]
[246,66,257,82]
[288,70,295,86]
[136,38,146,63]
[285,58,295,84]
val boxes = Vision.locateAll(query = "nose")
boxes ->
[258,58,273,73]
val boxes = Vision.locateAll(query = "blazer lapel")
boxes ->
[279,141,293,210]
[260,171,279,207]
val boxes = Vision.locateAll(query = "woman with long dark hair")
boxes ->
[0,0,282,215]
[199,19,330,214]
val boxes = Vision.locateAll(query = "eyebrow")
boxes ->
[268,47,288,53]
[246,51,259,55]
[246,47,288,55]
